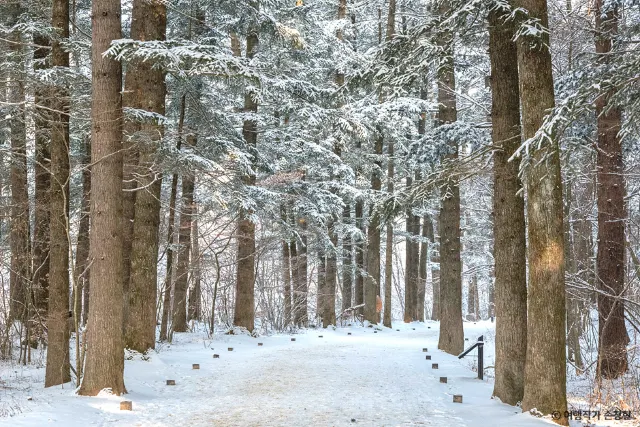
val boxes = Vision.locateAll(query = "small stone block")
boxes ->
[465,338,469,341]
[192,364,200,369]
[348,332,352,335]
[432,363,439,369]
[291,338,296,342]
[422,348,428,352]
[213,354,219,358]
[440,377,447,383]
[428,327,431,329]
[258,343,263,346]
[396,329,400,331]
[453,394,463,403]
[318,335,323,338]
[425,355,431,360]
[166,380,175,386]
[120,401,132,411]
[412,328,415,330]
[228,347,233,351]
[374,331,377,333]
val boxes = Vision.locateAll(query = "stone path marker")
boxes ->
[120,401,132,411]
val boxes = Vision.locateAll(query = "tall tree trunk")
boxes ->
[77,136,91,326]
[354,200,365,311]
[188,215,201,321]
[8,3,30,323]
[594,0,629,380]
[436,0,463,356]
[324,232,337,327]
[564,182,583,372]
[418,215,428,322]
[45,0,72,387]
[404,179,420,323]
[32,34,51,316]
[123,0,167,352]
[515,0,567,419]
[294,216,309,327]
[172,135,196,333]
[159,95,185,341]
[234,15,259,332]
[489,5,527,406]
[364,136,383,323]
[282,235,292,327]
[342,206,353,312]
[317,248,327,324]
[383,140,394,328]
[78,0,126,395]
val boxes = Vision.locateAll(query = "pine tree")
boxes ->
[45,0,71,387]
[79,0,126,396]
[489,2,527,405]
[594,0,629,379]
[124,0,167,353]
[516,0,568,419]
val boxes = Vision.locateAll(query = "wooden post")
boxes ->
[432,363,438,369]
[258,343,263,346]
[120,401,133,411]
[348,332,352,335]
[440,377,447,383]
[318,335,323,338]
[478,339,484,380]
[228,347,233,351]
[422,348,428,352]
[166,380,175,385]
[426,355,431,360]
[192,364,200,369]
[291,338,296,341]
[453,395,463,403]
[213,354,219,358]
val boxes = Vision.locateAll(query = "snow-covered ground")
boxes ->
[0,321,635,426]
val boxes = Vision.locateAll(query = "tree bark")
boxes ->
[77,137,91,326]
[32,34,51,316]
[404,177,420,323]
[233,16,259,332]
[8,2,30,323]
[489,5,527,406]
[383,140,394,328]
[364,136,383,323]
[294,216,309,327]
[342,206,353,312]
[354,200,365,312]
[594,0,629,380]
[436,0,463,356]
[78,0,126,395]
[123,0,167,352]
[514,0,568,419]
[188,215,201,321]
[45,0,72,387]
[172,135,196,333]
[418,215,428,322]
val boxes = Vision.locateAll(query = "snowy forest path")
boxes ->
[5,322,549,426]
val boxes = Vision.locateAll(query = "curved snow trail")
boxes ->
[4,323,551,427]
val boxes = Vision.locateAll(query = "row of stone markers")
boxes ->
[422,347,463,404]
[119,337,303,411]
